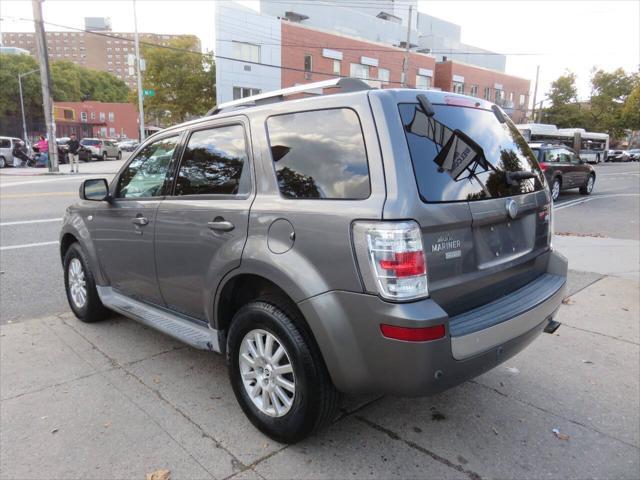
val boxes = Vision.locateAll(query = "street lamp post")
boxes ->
[18,68,40,144]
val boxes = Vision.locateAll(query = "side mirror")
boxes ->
[80,178,110,201]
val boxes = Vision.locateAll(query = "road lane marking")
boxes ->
[0,218,63,227]
[0,240,59,251]
[599,172,640,176]
[555,193,640,211]
[0,191,76,199]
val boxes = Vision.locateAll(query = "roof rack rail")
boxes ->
[206,77,371,116]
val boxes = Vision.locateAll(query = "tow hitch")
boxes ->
[544,319,561,334]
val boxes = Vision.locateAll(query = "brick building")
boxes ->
[53,101,138,139]
[2,18,200,89]
[281,22,435,90]
[435,61,530,123]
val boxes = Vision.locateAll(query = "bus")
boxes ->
[516,123,609,164]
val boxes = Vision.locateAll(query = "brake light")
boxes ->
[380,324,445,342]
[539,162,549,172]
[352,221,429,301]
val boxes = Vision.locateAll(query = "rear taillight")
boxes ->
[539,203,553,247]
[539,162,549,172]
[352,221,429,301]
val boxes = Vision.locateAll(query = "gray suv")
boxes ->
[60,79,567,443]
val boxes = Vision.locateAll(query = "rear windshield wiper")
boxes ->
[505,170,537,186]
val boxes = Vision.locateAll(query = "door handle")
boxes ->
[207,220,234,232]
[132,216,149,226]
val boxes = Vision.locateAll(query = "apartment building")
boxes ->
[1,18,201,89]
[215,2,531,122]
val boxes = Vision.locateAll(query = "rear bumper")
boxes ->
[298,250,567,396]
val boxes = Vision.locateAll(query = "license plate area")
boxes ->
[474,214,535,269]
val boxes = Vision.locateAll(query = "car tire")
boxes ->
[102,152,108,161]
[227,298,340,443]
[580,174,595,195]
[595,154,600,164]
[117,150,122,160]
[550,177,561,202]
[0,156,6,168]
[63,243,110,323]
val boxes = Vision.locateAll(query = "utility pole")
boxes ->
[133,0,145,142]
[530,65,540,122]
[401,5,413,87]
[31,0,58,172]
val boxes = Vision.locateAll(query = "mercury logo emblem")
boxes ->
[506,199,518,219]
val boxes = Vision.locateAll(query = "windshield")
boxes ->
[399,103,544,202]
[81,139,100,146]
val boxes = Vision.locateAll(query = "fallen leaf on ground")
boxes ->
[104,422,111,428]
[146,469,170,480]
[622,307,629,311]
[491,426,499,435]
[552,428,570,440]
[51,428,58,434]
[561,298,574,305]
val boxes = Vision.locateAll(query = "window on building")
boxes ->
[63,109,73,120]
[470,84,479,97]
[108,112,114,122]
[350,63,370,80]
[80,112,87,122]
[99,112,105,122]
[232,41,260,63]
[109,127,116,137]
[495,89,504,104]
[90,112,96,120]
[266,108,370,199]
[304,54,312,72]
[453,81,464,94]
[232,87,262,100]
[508,92,515,106]
[100,127,107,138]
[333,59,341,76]
[174,125,250,196]
[484,87,491,100]
[416,74,431,89]
[378,68,390,84]
[519,94,526,107]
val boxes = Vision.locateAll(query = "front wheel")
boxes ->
[550,177,561,202]
[101,152,108,161]
[227,300,339,443]
[580,174,595,195]
[0,156,6,168]
[63,243,109,322]
[117,150,122,160]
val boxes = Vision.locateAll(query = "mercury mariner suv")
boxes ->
[60,78,567,443]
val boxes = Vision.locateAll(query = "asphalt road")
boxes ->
[0,161,638,324]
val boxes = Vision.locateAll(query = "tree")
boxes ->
[138,37,215,125]
[0,54,43,132]
[621,84,640,131]
[540,72,586,128]
[586,68,638,137]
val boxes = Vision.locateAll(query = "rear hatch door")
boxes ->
[397,98,551,316]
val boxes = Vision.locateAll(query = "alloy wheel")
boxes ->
[68,258,87,309]
[587,176,594,193]
[239,329,296,417]
[552,180,560,201]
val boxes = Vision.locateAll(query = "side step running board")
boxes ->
[97,287,221,353]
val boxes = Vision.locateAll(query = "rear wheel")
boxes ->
[101,152,107,161]
[117,150,122,160]
[550,177,561,202]
[227,299,339,443]
[0,156,6,168]
[580,174,595,195]
[63,243,109,322]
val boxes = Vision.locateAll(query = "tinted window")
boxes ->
[267,109,370,199]
[175,125,248,196]
[80,139,100,146]
[0,139,11,148]
[117,136,178,198]
[399,103,544,202]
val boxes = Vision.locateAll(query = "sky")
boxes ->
[1,0,638,105]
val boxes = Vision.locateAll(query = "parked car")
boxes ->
[606,149,626,162]
[117,139,139,152]
[60,79,567,443]
[79,138,122,161]
[529,143,595,201]
[623,149,640,161]
[0,136,29,168]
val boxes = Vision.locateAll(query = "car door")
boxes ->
[90,133,181,305]
[568,150,589,186]
[154,120,253,322]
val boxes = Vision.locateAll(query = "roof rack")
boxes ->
[206,77,371,116]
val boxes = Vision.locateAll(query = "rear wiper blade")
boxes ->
[505,170,537,186]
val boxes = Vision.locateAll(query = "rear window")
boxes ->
[81,139,100,146]
[266,108,370,199]
[399,103,544,202]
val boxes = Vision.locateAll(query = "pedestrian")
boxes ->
[35,135,48,167]
[67,133,80,173]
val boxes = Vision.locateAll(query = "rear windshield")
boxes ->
[81,139,100,146]
[399,103,544,202]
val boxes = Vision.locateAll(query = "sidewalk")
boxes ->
[0,158,127,177]
[1,274,638,480]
